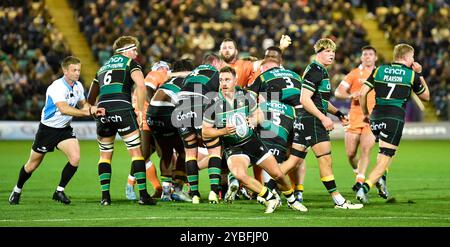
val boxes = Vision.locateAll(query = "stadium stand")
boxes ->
[0,1,71,120]
[375,1,449,120]
[0,0,447,121]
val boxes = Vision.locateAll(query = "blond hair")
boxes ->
[314,38,336,53]
[113,36,140,53]
[393,43,414,60]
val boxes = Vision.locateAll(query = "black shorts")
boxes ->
[261,140,288,163]
[224,134,272,166]
[293,115,330,148]
[147,105,177,137]
[370,117,404,146]
[32,123,76,154]
[96,109,139,137]
[173,96,206,140]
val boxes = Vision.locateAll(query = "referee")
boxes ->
[8,56,105,205]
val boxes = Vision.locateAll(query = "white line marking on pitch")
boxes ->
[1,216,450,223]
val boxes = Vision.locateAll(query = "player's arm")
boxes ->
[327,102,348,126]
[360,69,376,121]
[411,62,430,101]
[359,84,373,122]
[87,76,99,106]
[57,99,104,117]
[169,71,191,78]
[334,80,354,100]
[202,121,234,139]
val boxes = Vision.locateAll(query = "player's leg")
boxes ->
[97,135,115,205]
[9,149,45,205]
[227,155,278,213]
[203,137,222,204]
[357,140,396,203]
[141,130,162,197]
[122,130,157,205]
[344,131,360,174]
[181,132,200,203]
[311,141,362,209]
[154,134,176,201]
[289,160,306,202]
[53,138,81,204]
[354,127,375,190]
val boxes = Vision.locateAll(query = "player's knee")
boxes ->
[123,133,141,150]
[379,147,396,157]
[270,169,284,181]
[97,139,114,152]
[346,149,357,159]
[68,155,80,167]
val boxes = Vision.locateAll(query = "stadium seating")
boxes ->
[375,3,449,120]
[0,1,71,120]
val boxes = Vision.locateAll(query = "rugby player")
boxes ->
[356,43,429,203]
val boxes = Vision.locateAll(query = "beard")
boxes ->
[221,51,237,63]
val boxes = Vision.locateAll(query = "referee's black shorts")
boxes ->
[32,123,76,153]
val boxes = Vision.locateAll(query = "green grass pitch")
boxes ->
[0,140,449,227]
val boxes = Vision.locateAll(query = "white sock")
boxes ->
[332,193,346,205]
[262,170,271,184]
[128,174,136,181]
[14,185,22,193]
[56,186,64,192]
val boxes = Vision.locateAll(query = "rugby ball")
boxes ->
[228,113,249,138]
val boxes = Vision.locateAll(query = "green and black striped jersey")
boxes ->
[247,67,302,107]
[247,67,301,144]
[300,60,331,116]
[93,54,142,112]
[203,87,257,147]
[181,64,219,97]
[159,76,184,102]
[364,63,425,118]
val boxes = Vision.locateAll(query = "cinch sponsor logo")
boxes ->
[100,115,123,123]
[267,102,287,110]
[294,122,304,130]
[384,67,405,75]
[177,111,197,121]
[371,122,387,130]
[269,148,280,156]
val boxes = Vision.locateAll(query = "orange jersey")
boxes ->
[226,59,254,87]
[132,70,168,131]
[341,65,376,129]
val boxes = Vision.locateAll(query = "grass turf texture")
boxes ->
[0,140,449,227]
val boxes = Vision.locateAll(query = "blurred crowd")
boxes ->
[0,1,71,120]
[0,0,447,120]
[375,0,449,120]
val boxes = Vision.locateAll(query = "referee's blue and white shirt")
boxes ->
[40,77,85,128]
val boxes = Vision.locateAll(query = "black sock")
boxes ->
[208,156,222,194]
[58,162,78,188]
[129,165,135,178]
[322,180,338,193]
[362,182,371,193]
[186,159,199,196]
[16,165,32,189]
[132,159,149,198]
[266,179,277,191]
[98,162,111,199]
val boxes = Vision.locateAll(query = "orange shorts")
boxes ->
[346,122,372,135]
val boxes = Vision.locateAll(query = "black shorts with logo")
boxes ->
[96,109,139,137]
[32,123,76,153]
[173,95,207,139]
[293,115,330,148]
[224,134,272,166]
[370,117,404,146]
[147,105,178,137]
[261,140,288,163]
